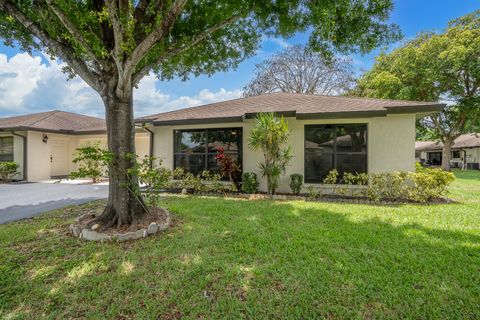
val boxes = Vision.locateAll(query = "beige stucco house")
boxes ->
[137,93,444,193]
[416,133,480,169]
[0,110,149,181]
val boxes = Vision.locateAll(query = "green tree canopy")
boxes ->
[354,10,480,170]
[0,0,401,227]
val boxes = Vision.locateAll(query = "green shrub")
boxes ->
[289,174,303,195]
[366,170,455,203]
[405,169,455,202]
[0,162,19,182]
[69,143,111,183]
[323,169,339,184]
[306,185,320,199]
[241,172,259,194]
[131,156,172,210]
[248,113,293,195]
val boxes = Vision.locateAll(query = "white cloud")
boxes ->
[0,52,242,118]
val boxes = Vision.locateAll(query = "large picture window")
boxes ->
[0,136,14,162]
[174,128,242,176]
[305,124,367,183]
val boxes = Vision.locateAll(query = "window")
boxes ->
[0,136,14,162]
[305,124,367,183]
[174,128,242,176]
[452,150,461,159]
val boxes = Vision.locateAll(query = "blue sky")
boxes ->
[0,0,478,118]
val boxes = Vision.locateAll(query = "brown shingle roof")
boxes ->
[0,110,106,134]
[416,133,480,151]
[137,93,444,125]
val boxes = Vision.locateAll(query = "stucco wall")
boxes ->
[0,131,25,180]
[26,131,150,182]
[149,113,417,193]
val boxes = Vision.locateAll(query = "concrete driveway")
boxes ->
[0,182,108,224]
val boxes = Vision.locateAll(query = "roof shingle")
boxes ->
[137,93,444,125]
[0,110,106,134]
[416,133,480,151]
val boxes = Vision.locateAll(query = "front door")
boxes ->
[50,138,69,177]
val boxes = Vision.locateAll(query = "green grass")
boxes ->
[1,171,479,319]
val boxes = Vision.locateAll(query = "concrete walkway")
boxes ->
[0,182,108,224]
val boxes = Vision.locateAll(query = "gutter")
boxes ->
[10,131,27,181]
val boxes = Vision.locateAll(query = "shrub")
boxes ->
[323,169,339,184]
[289,173,303,195]
[366,169,454,203]
[0,162,19,182]
[132,156,172,210]
[405,169,455,202]
[248,112,293,195]
[241,172,259,194]
[215,147,242,190]
[306,185,320,199]
[69,143,111,183]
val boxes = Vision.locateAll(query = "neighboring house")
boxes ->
[415,133,480,169]
[0,110,149,181]
[136,93,444,193]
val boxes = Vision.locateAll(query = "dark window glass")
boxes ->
[174,130,205,153]
[336,125,367,153]
[336,154,367,176]
[305,124,367,183]
[174,128,242,177]
[207,129,241,152]
[452,150,460,159]
[174,154,205,176]
[305,152,334,182]
[0,137,14,162]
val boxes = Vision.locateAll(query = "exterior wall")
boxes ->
[26,130,150,182]
[149,113,417,193]
[0,131,25,180]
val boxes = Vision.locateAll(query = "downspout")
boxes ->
[142,123,154,168]
[10,131,27,181]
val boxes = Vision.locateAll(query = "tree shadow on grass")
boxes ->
[1,197,479,319]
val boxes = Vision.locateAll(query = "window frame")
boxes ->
[304,123,368,183]
[452,150,461,159]
[173,127,243,175]
[0,136,14,162]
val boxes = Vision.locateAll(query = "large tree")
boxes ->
[354,10,480,170]
[0,0,400,227]
[243,44,355,97]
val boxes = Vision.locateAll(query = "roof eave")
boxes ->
[151,116,243,126]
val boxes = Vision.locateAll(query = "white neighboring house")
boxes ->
[0,110,150,181]
[415,133,480,170]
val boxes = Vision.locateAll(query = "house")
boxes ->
[0,110,149,181]
[415,133,480,169]
[136,93,444,193]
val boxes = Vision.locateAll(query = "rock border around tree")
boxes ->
[69,209,171,242]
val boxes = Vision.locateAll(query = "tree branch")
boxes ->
[2,0,101,91]
[45,0,105,70]
[105,0,125,69]
[125,0,188,77]
[132,14,241,85]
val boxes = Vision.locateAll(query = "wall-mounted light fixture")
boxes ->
[42,134,49,143]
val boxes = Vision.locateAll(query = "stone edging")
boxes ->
[69,210,172,242]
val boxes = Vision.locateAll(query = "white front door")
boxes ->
[50,139,69,177]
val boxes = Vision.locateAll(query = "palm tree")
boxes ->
[248,113,294,195]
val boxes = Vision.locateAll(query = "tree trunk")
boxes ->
[441,138,454,171]
[98,77,146,228]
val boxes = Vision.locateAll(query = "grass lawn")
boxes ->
[1,170,479,319]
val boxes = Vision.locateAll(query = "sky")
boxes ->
[0,0,478,118]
